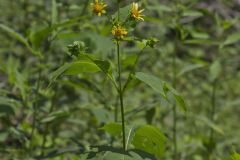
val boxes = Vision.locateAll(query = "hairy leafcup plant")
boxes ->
[50,0,187,159]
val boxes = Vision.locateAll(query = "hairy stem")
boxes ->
[117,41,126,151]
[116,0,126,151]
[173,37,178,160]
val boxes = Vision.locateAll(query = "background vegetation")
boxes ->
[0,0,240,159]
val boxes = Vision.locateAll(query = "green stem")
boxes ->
[208,81,217,159]
[114,96,119,122]
[116,0,126,151]
[173,37,178,160]
[117,41,126,151]
[30,70,41,155]
[210,81,217,138]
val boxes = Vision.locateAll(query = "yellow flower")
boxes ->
[131,2,144,21]
[90,0,107,16]
[112,25,128,39]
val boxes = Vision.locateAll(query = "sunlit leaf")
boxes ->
[100,123,122,136]
[132,125,167,157]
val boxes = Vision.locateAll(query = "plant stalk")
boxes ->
[117,41,126,151]
[116,0,126,151]
[173,37,178,160]
[208,81,217,159]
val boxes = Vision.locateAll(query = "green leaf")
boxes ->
[173,94,187,112]
[5,57,29,100]
[122,55,138,69]
[103,151,150,160]
[29,26,51,49]
[177,64,205,77]
[135,72,167,99]
[135,72,187,112]
[183,10,203,17]
[100,123,122,136]
[132,125,167,157]
[0,24,28,46]
[209,60,221,82]
[0,24,42,57]
[190,31,210,39]
[50,61,100,82]
[223,31,240,46]
[112,4,131,21]
[0,96,21,115]
[231,152,240,160]
[41,111,70,123]
[93,60,111,74]
[65,61,100,75]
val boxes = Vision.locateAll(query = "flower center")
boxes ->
[93,4,103,13]
[132,10,140,17]
[115,29,123,36]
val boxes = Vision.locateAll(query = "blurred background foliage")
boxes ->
[0,0,240,159]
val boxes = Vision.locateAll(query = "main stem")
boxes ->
[117,41,126,151]
[173,39,178,159]
[208,81,217,159]
[116,0,126,151]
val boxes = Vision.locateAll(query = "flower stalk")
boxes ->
[116,0,126,151]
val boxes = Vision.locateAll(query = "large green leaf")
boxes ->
[100,123,122,136]
[135,72,187,112]
[132,125,167,158]
[135,72,167,99]
[50,61,100,81]
[65,61,100,75]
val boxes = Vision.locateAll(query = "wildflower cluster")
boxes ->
[90,0,145,40]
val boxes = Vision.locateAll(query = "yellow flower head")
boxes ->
[131,2,144,21]
[91,0,107,16]
[112,25,128,39]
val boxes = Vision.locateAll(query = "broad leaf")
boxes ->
[50,61,100,82]
[100,123,122,136]
[135,72,167,99]
[209,60,221,82]
[135,72,187,112]
[132,125,167,158]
